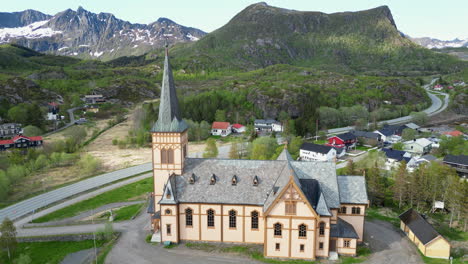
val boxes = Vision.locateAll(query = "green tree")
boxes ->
[78,154,101,175]
[345,160,357,175]
[0,218,17,261]
[392,142,404,151]
[393,161,408,209]
[229,141,240,159]
[14,254,32,264]
[22,125,43,137]
[401,128,417,141]
[410,112,428,125]
[250,137,278,160]
[34,154,49,170]
[203,138,218,158]
[0,170,10,200]
[288,136,303,159]
[214,110,226,122]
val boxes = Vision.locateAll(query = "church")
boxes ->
[148,45,369,260]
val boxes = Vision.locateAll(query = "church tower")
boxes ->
[151,44,188,212]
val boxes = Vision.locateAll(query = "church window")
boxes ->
[185,208,193,227]
[319,242,324,249]
[165,209,172,215]
[274,223,282,237]
[319,222,325,236]
[207,209,215,227]
[166,224,171,235]
[298,224,307,238]
[161,149,167,164]
[300,244,305,252]
[340,206,347,214]
[251,211,259,229]
[275,243,280,251]
[344,240,351,248]
[285,201,296,215]
[161,148,174,164]
[229,210,237,228]
[352,207,361,215]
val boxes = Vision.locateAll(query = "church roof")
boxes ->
[151,46,188,133]
[337,176,368,204]
[330,218,359,239]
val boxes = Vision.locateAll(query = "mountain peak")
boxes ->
[157,17,175,24]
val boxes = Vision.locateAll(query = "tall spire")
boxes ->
[151,43,188,133]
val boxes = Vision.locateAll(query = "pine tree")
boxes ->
[203,138,218,158]
[393,161,407,209]
[0,217,17,260]
[229,141,240,159]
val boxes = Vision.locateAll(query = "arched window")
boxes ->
[251,211,259,229]
[161,149,167,164]
[298,224,307,238]
[356,207,361,215]
[319,222,325,236]
[167,148,174,163]
[274,223,282,237]
[207,209,215,227]
[340,206,347,214]
[185,208,193,227]
[229,210,237,228]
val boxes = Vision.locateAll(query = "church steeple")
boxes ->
[151,42,188,133]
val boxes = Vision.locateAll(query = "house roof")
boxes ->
[254,119,279,124]
[212,122,230,130]
[300,143,334,154]
[399,208,443,245]
[405,123,420,130]
[277,148,294,161]
[443,154,468,166]
[0,139,13,145]
[337,176,368,204]
[420,155,437,162]
[350,130,380,139]
[442,130,464,137]
[151,46,188,133]
[330,218,359,239]
[404,138,432,148]
[232,124,244,129]
[12,135,42,142]
[332,132,357,141]
[381,148,410,162]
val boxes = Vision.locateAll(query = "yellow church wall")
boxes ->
[315,217,330,257]
[178,204,200,241]
[160,205,179,243]
[290,218,315,259]
[338,204,366,242]
[265,217,290,258]
[336,238,357,255]
[330,209,338,224]
[200,204,222,242]
[425,237,450,259]
[244,206,264,243]
[222,205,244,242]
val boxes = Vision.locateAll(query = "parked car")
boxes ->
[75,118,87,125]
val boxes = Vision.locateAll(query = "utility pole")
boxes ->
[92,208,98,264]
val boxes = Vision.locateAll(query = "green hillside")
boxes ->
[168,3,464,75]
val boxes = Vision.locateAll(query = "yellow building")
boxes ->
[399,209,451,259]
[148,44,369,260]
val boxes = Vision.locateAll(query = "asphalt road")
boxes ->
[328,78,448,135]
[363,220,423,264]
[43,106,82,137]
[0,163,152,223]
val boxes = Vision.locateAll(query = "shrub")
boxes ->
[78,154,101,175]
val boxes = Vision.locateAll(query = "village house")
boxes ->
[85,105,100,113]
[399,209,450,259]
[403,138,433,155]
[300,143,337,162]
[326,133,357,151]
[442,130,464,137]
[443,154,468,178]
[84,94,106,104]
[381,148,411,170]
[0,134,43,151]
[211,122,232,137]
[406,155,437,172]
[232,123,246,133]
[47,102,61,121]
[254,119,283,132]
[147,46,369,261]
[433,84,444,91]
[0,123,22,138]
[349,130,382,147]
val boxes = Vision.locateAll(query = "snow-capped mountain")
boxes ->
[0,7,206,60]
[409,36,468,49]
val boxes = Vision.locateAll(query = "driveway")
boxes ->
[363,220,423,264]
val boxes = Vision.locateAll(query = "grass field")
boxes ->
[365,207,400,228]
[33,177,152,223]
[0,240,106,264]
[98,203,144,222]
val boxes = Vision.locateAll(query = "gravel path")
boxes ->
[363,220,423,264]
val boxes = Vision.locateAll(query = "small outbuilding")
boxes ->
[399,208,451,259]
[211,122,231,137]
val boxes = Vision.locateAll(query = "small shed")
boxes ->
[399,208,450,259]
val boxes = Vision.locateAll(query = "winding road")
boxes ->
[328,78,448,135]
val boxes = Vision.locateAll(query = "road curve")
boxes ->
[328,79,448,135]
[0,163,152,223]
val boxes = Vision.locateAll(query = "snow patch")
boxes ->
[79,44,90,47]
[133,44,139,48]
[186,33,199,41]
[0,20,62,42]
[58,46,69,51]
[92,51,104,57]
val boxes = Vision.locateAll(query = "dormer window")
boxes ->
[189,173,196,184]
[166,189,172,199]
[232,175,238,185]
[210,174,216,185]
[253,175,259,186]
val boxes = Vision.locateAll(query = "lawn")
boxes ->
[0,240,106,264]
[33,177,152,223]
[365,207,401,228]
[103,203,144,221]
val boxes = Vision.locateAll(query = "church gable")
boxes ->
[265,177,318,218]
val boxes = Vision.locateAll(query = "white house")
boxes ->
[254,119,283,132]
[381,148,412,170]
[406,155,437,172]
[300,143,337,162]
[404,138,433,155]
[211,122,231,137]
[231,124,246,133]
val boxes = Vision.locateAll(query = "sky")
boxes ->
[2,0,467,40]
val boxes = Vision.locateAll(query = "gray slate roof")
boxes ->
[151,48,188,133]
[399,208,442,245]
[330,218,359,239]
[337,176,368,204]
[277,148,294,161]
[350,130,381,139]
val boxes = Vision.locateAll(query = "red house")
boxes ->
[0,135,43,151]
[326,132,357,151]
